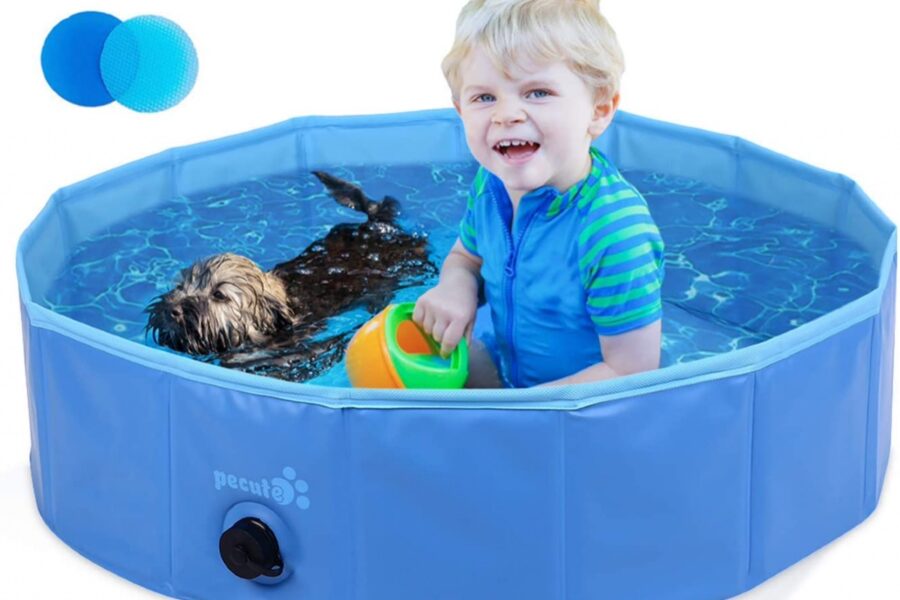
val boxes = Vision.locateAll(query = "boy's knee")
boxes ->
[465,338,503,389]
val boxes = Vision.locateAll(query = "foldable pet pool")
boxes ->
[17,109,895,599]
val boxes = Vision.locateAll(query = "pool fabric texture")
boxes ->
[16,109,896,599]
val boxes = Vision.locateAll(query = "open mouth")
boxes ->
[493,139,541,162]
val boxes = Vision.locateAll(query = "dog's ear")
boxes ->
[262,294,294,331]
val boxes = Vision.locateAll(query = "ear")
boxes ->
[453,98,462,115]
[261,294,294,332]
[259,274,294,331]
[588,92,620,139]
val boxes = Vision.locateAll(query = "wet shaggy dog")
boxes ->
[146,171,437,381]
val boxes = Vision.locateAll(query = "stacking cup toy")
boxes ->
[346,302,468,389]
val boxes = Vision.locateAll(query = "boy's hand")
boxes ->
[413,281,477,357]
[414,238,483,357]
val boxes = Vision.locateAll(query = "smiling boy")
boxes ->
[414,0,665,387]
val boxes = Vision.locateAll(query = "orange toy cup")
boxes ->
[346,303,469,389]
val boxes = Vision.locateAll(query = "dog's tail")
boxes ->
[312,171,399,223]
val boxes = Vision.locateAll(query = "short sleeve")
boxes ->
[578,184,665,336]
[458,167,490,258]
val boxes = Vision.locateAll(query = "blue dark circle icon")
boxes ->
[41,12,198,112]
[41,11,122,107]
[100,16,199,113]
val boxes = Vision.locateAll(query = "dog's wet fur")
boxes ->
[146,171,437,381]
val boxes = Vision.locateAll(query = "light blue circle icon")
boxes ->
[100,15,199,112]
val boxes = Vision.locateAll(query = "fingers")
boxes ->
[431,320,448,345]
[414,296,438,336]
[422,311,436,338]
[414,289,476,357]
[440,319,467,358]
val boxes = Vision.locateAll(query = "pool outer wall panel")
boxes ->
[749,316,873,583]
[26,316,174,594]
[22,284,894,600]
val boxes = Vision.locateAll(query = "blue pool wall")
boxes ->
[17,109,896,599]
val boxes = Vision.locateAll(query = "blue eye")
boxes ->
[474,93,495,103]
[529,89,550,99]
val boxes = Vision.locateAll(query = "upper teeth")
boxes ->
[497,140,533,147]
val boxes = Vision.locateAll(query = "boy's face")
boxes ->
[454,45,617,203]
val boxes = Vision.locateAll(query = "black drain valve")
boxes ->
[219,517,285,580]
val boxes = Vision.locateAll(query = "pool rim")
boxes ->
[16,108,898,410]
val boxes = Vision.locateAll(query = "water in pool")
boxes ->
[43,162,879,385]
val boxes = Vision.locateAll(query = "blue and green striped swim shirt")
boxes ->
[458,146,665,387]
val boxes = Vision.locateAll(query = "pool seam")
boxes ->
[342,407,361,600]
[35,326,56,527]
[746,369,758,583]
[557,411,568,600]
[862,302,878,513]
[167,372,175,590]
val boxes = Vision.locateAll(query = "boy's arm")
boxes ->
[539,319,662,387]
[566,172,665,388]
[441,238,483,289]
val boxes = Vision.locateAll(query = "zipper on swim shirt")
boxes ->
[491,192,516,385]
[497,200,541,388]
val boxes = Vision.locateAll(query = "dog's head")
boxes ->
[146,253,293,355]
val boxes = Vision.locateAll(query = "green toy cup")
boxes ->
[346,302,469,389]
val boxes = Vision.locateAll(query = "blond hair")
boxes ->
[442,0,624,103]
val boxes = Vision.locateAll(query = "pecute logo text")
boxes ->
[213,466,311,510]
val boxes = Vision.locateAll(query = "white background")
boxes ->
[0,1,898,598]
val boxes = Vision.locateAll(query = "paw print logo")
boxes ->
[269,467,311,510]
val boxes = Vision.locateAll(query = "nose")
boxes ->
[491,97,526,126]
